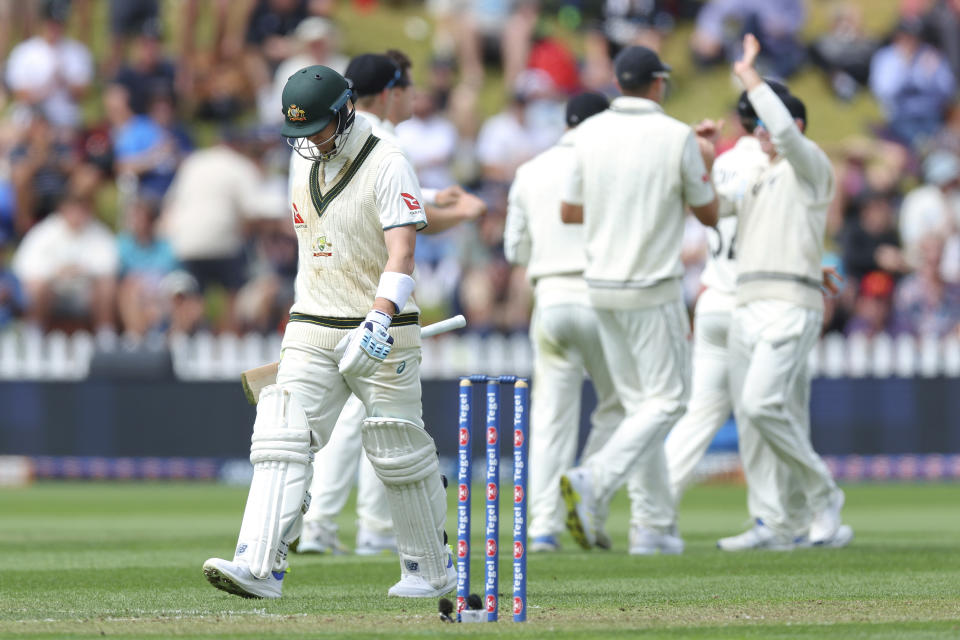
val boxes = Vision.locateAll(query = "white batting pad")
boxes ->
[362,418,449,585]
[235,385,318,579]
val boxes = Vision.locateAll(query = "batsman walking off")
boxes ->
[558,46,718,554]
[203,65,456,599]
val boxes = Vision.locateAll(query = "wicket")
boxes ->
[457,375,529,623]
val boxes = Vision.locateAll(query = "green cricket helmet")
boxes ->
[281,65,356,161]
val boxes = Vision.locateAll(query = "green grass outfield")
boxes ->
[1,482,958,639]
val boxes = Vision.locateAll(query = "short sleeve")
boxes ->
[680,131,715,208]
[375,152,428,231]
[561,150,584,206]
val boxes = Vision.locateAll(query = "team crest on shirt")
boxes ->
[292,203,306,228]
[287,104,307,122]
[312,235,333,257]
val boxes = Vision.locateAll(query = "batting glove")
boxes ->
[336,310,394,378]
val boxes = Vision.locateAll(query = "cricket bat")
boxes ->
[240,314,467,405]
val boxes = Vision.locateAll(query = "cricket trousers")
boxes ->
[279,343,423,536]
[304,394,393,536]
[528,296,625,540]
[585,297,691,532]
[664,289,808,531]
[728,300,836,537]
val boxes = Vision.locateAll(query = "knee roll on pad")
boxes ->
[236,385,319,579]
[362,418,449,585]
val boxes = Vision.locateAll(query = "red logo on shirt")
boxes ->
[292,203,305,225]
[701,173,710,183]
[400,192,421,211]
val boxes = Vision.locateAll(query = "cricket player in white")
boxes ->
[666,85,853,550]
[663,129,763,504]
[298,53,485,556]
[203,65,456,599]
[504,92,626,552]
[725,34,852,548]
[559,46,719,554]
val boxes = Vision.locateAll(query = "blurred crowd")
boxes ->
[0,0,958,342]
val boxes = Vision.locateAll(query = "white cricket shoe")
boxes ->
[355,526,398,556]
[560,467,598,549]
[387,553,458,598]
[629,524,684,555]
[530,535,561,552]
[296,521,348,555]
[811,523,854,549]
[717,519,797,551]
[809,489,845,544]
[202,558,283,599]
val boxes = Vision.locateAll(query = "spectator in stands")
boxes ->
[396,89,459,191]
[922,0,960,80]
[892,234,960,336]
[691,0,807,77]
[808,3,879,101]
[235,222,297,333]
[4,0,94,130]
[116,198,179,337]
[929,101,960,157]
[841,191,909,284]
[869,18,956,147]
[476,70,563,185]
[11,194,118,332]
[899,151,960,268]
[243,0,318,114]
[113,22,178,115]
[9,110,75,235]
[147,91,194,162]
[0,259,25,329]
[846,270,895,337]
[105,83,178,201]
[159,129,279,328]
[160,270,208,336]
[106,0,161,76]
[261,17,348,126]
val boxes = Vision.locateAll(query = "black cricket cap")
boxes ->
[614,46,671,90]
[566,92,609,127]
[737,80,806,131]
[345,54,404,98]
[781,93,807,124]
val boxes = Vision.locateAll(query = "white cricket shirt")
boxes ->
[284,116,427,350]
[563,96,715,309]
[735,84,835,311]
[701,135,768,297]
[505,130,589,307]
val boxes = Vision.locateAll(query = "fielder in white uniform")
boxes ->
[559,46,719,555]
[299,53,485,556]
[203,65,456,599]
[725,34,852,549]
[504,92,627,552]
[663,90,807,550]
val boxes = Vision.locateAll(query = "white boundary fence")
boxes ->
[1,328,959,381]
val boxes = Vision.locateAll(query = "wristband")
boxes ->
[376,271,416,313]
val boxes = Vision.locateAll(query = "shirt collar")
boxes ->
[609,96,664,115]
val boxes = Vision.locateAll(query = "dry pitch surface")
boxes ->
[1,482,958,639]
